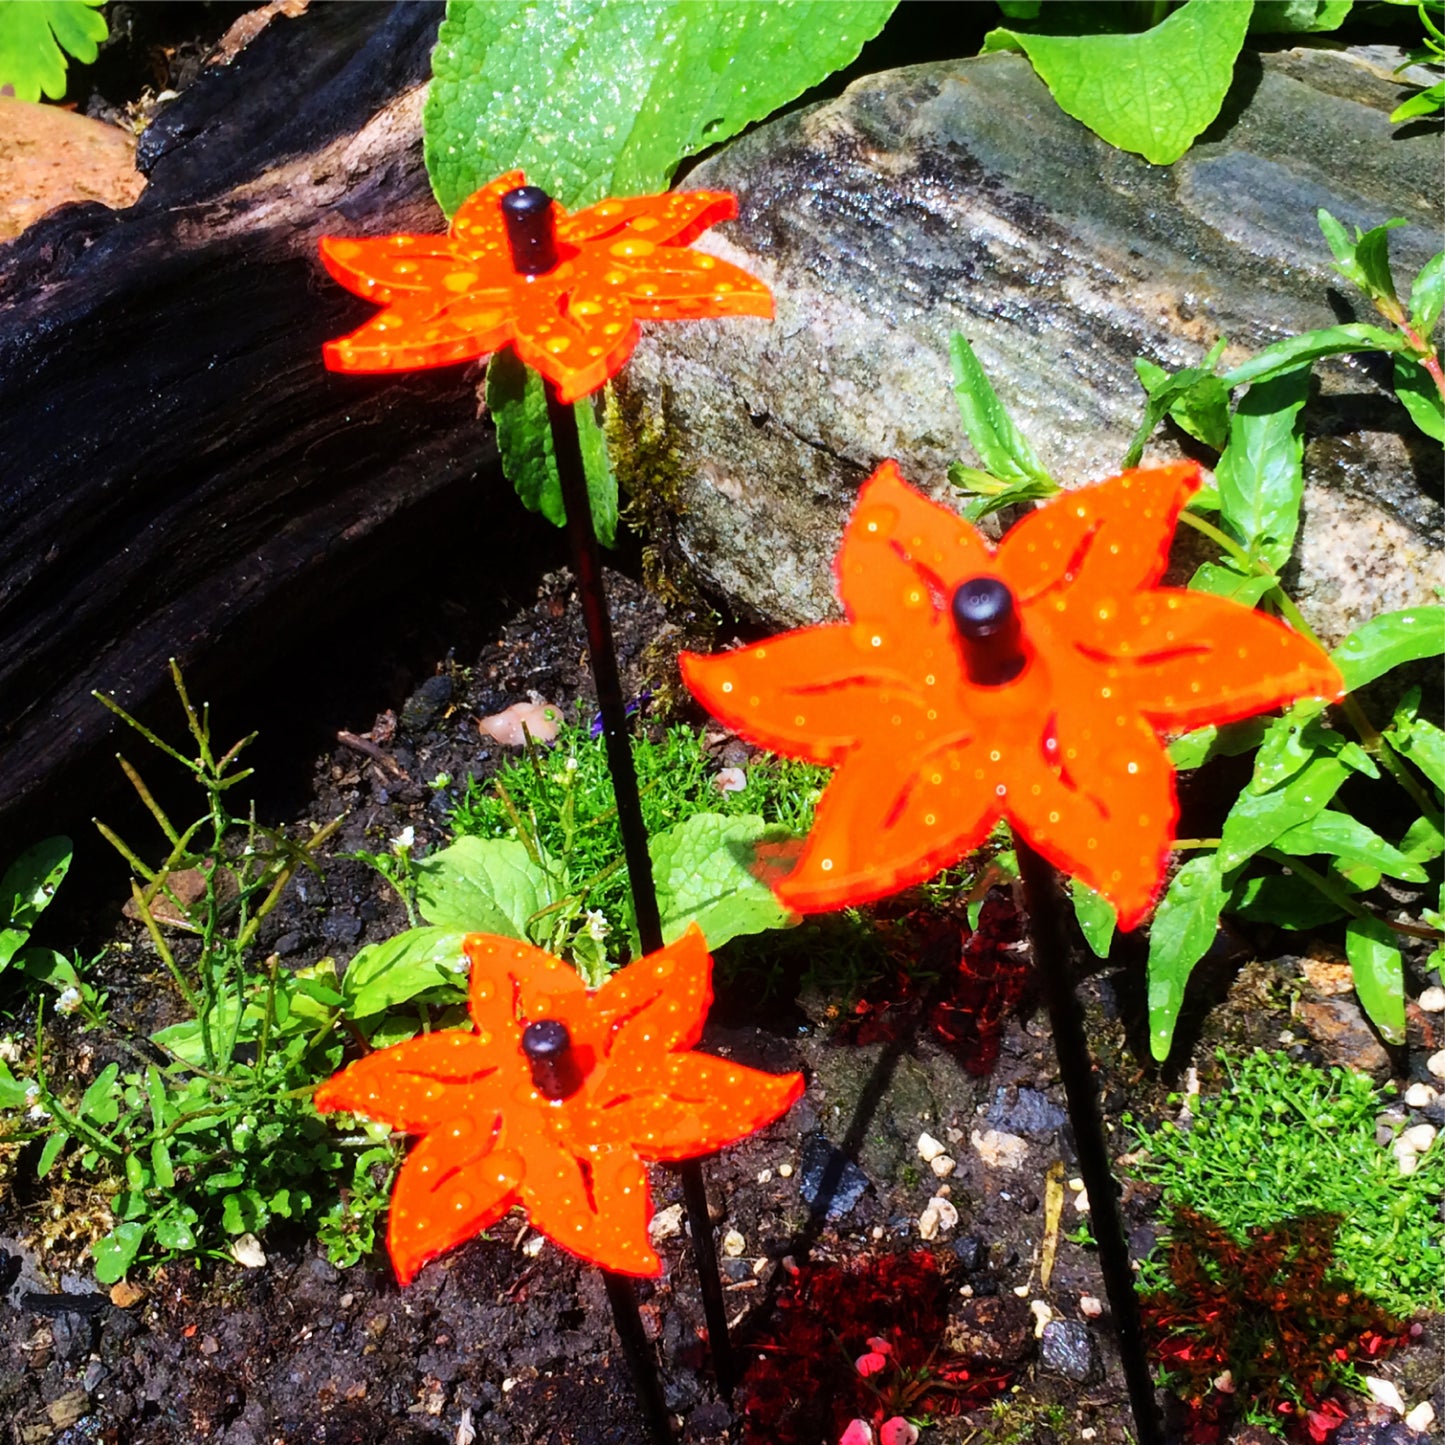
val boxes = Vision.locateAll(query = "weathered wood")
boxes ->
[0,2,507,832]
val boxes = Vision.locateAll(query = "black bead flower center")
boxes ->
[522,1017,577,1099]
[951,576,1027,686]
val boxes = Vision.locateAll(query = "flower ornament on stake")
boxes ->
[320,172,775,1422]
[682,459,1344,1445]
[316,928,801,1433]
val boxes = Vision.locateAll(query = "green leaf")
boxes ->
[1220,755,1350,871]
[649,813,797,949]
[415,835,557,938]
[1353,219,1407,307]
[1230,871,1348,929]
[577,395,619,549]
[1218,323,1405,389]
[425,0,896,215]
[949,334,1055,487]
[1393,355,1445,442]
[1401,812,1445,864]
[1250,0,1352,31]
[1215,363,1310,570]
[1317,208,1359,284]
[153,1215,196,1253]
[150,1139,176,1192]
[1130,343,1230,461]
[0,0,106,102]
[1408,250,1444,337]
[77,1062,120,1128]
[37,1129,68,1176]
[91,1222,145,1285]
[982,0,1255,166]
[1147,852,1227,1061]
[1331,606,1445,692]
[1166,717,1269,771]
[221,1190,269,1236]
[1071,882,1117,959]
[0,836,72,970]
[0,1060,31,1110]
[1272,809,1428,882]
[1388,710,1445,795]
[339,927,471,1021]
[1187,561,1277,608]
[1391,80,1445,124]
[1345,916,1405,1043]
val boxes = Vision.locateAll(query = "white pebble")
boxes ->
[756,1169,772,1184]
[778,1162,793,1178]
[1404,1082,1439,1108]
[1029,1299,1054,1337]
[1079,1295,1103,1319]
[971,1128,1028,1170]
[648,1204,684,1241]
[1080,1431,1096,1441]
[1012,1283,1030,1297]
[916,1131,947,1163]
[1393,1140,1420,1175]
[521,1234,545,1258]
[1427,1049,1445,1081]
[1402,1123,1437,1152]
[722,1229,746,1257]
[1364,1376,1405,1415]
[917,1195,959,1240]
[1404,1401,1435,1434]
[1067,1176,1085,1192]
[1417,986,1445,1013]
[1074,1188,1092,1215]
[929,1154,957,1178]
[714,766,747,794]
[230,1234,266,1269]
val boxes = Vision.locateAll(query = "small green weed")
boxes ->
[970,1393,1068,1444]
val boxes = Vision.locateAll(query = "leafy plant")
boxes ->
[947,214,1444,1059]
[0,0,105,102]
[421,0,895,549]
[344,715,826,1031]
[1127,1051,1441,1429]
[0,667,401,1281]
[1385,0,1445,122]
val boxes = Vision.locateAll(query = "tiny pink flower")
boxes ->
[880,1419,919,1445]
[865,1336,893,1355]
[839,1421,875,1445]
[854,1350,889,1378]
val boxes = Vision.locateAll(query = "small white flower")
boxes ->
[56,988,83,1015]
[584,910,610,943]
[390,826,415,853]
[565,755,579,773]
[24,1085,49,1123]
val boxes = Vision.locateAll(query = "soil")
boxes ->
[2,561,1442,1445]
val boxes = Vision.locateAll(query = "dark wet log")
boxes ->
[0,1,504,832]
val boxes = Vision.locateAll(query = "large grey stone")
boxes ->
[610,48,1441,645]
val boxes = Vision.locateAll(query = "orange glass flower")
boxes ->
[314,925,802,1283]
[318,170,773,402]
[681,461,1343,930]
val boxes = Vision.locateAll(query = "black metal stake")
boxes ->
[952,576,1164,1445]
[499,183,738,1403]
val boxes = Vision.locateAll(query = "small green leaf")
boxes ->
[222,1190,269,1236]
[982,0,1255,166]
[1393,355,1445,442]
[153,1215,196,1253]
[1272,809,1428,882]
[0,836,72,969]
[1400,812,1444,864]
[649,813,797,949]
[1220,755,1350,871]
[415,835,557,939]
[1409,250,1444,337]
[577,395,619,549]
[1215,363,1310,571]
[1251,704,1330,791]
[1187,561,1277,607]
[1219,323,1405,389]
[1389,712,1445,795]
[0,0,106,102]
[1352,218,1407,308]
[1166,717,1269,771]
[91,1222,146,1285]
[1345,916,1405,1043]
[77,1062,120,1128]
[1250,0,1353,31]
[1332,606,1445,692]
[1147,852,1227,1061]
[38,1129,68,1176]
[340,927,471,1021]
[150,1139,176,1192]
[425,0,897,215]
[949,334,1055,488]
[1317,208,1360,285]
[0,1060,31,1110]
[1131,343,1230,460]
[1071,882,1116,959]
[1391,80,1445,124]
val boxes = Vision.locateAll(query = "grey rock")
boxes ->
[1040,1319,1102,1384]
[613,48,1441,645]
[987,1085,1067,1137]
[798,1134,871,1219]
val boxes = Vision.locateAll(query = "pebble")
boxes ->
[722,1229,746,1258]
[929,1154,957,1178]
[987,1085,1067,1136]
[970,1128,1028,1171]
[778,1162,793,1178]
[1404,1402,1435,1434]
[1417,986,1445,1013]
[756,1168,772,1183]
[1079,1295,1103,1319]
[648,1204,685,1241]
[917,1196,959,1240]
[1426,1049,1445,1081]
[799,1136,872,1220]
[521,1234,545,1257]
[917,1132,947,1163]
[230,1234,266,1269]
[1029,1299,1054,1338]
[1040,1319,1102,1383]
[1402,1123,1437,1152]
[1364,1376,1406,1415]
[1404,1082,1439,1108]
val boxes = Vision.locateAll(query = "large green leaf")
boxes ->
[1393,355,1444,442]
[415,836,556,939]
[1331,606,1445,692]
[982,0,1254,166]
[0,0,106,102]
[1215,364,1310,571]
[1218,323,1405,390]
[1219,755,1351,871]
[1272,809,1428,882]
[1147,852,1228,1061]
[649,813,796,949]
[339,927,470,1021]
[1345,916,1405,1043]
[425,0,896,214]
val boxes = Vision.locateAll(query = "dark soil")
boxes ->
[2,561,1442,1445]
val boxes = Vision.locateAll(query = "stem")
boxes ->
[545,380,734,1398]
[602,1271,673,1443]
[1176,512,1320,643]
[1013,835,1164,1445]
[1259,849,1445,940]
